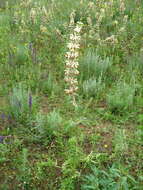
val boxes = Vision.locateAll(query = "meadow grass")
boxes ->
[0,0,143,189]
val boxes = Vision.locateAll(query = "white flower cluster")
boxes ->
[64,22,83,105]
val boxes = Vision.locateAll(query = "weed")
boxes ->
[35,110,62,144]
[81,164,139,190]
[16,148,32,189]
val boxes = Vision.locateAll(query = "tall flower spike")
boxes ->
[69,10,76,27]
[120,0,125,13]
[64,21,83,106]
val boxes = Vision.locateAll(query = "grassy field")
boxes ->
[0,0,143,189]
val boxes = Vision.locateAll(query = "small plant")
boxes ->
[113,129,128,155]
[35,110,62,144]
[136,114,143,145]
[8,83,38,123]
[106,82,135,113]
[40,73,59,96]
[82,76,105,98]
[40,73,54,95]
[136,125,143,146]
[35,158,58,188]
[80,50,112,81]
[16,148,32,189]
[127,54,143,73]
[0,143,9,163]
[14,44,29,66]
[60,137,84,190]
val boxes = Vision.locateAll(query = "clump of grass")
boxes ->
[81,164,138,190]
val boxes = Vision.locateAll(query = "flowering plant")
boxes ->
[64,21,83,106]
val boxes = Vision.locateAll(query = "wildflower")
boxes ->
[74,25,82,33]
[0,136,12,144]
[64,21,83,106]
[120,0,125,13]
[70,34,81,41]
[95,7,105,42]
[67,42,80,50]
[69,10,75,27]
[1,113,5,121]
[0,136,5,143]
[65,60,79,68]
[42,6,48,17]
[65,51,79,59]
[28,94,32,109]
[30,8,36,23]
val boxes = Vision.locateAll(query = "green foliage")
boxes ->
[80,50,112,81]
[35,110,62,143]
[60,137,84,190]
[0,0,143,189]
[127,54,143,74]
[107,82,135,113]
[40,73,60,96]
[8,83,38,123]
[136,114,143,145]
[82,76,105,98]
[113,129,128,155]
[16,148,32,189]
[81,164,139,190]
[0,144,9,163]
[80,50,112,98]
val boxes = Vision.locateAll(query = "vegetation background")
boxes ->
[0,0,143,189]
